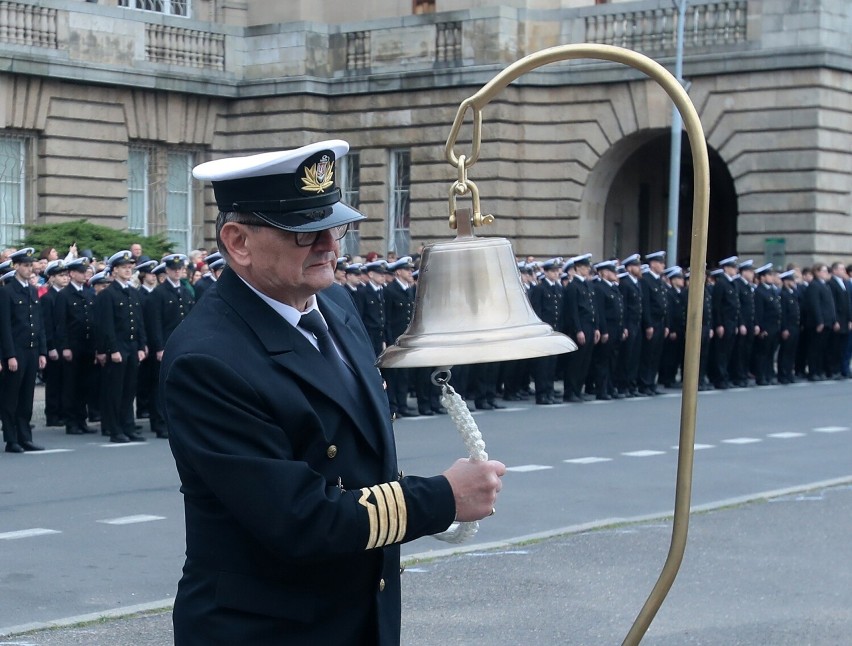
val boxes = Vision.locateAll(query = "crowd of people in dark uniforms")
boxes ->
[0,246,225,453]
[334,250,852,414]
[2,242,851,454]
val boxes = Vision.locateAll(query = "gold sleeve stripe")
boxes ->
[359,488,379,550]
[359,481,410,550]
[378,483,398,546]
[371,484,391,549]
[389,480,407,543]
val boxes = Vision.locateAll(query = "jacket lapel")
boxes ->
[215,269,385,457]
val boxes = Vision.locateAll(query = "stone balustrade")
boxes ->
[0,1,57,49]
[584,0,748,54]
[145,24,224,70]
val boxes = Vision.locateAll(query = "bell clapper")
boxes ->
[430,367,488,544]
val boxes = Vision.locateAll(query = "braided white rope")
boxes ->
[431,371,488,544]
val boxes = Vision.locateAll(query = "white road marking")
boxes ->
[722,437,762,444]
[24,449,73,454]
[671,443,715,450]
[506,465,553,473]
[768,432,806,439]
[493,407,525,412]
[812,426,849,433]
[622,450,666,457]
[96,515,166,525]
[563,457,612,464]
[99,442,148,448]
[0,528,61,540]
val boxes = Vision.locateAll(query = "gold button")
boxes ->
[379,578,385,592]
[326,445,338,459]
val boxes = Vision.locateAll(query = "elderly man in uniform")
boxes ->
[0,248,47,452]
[55,257,97,435]
[95,251,148,443]
[163,140,504,645]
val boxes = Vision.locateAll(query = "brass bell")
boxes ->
[377,210,576,369]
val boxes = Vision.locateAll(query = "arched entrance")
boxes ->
[586,130,738,268]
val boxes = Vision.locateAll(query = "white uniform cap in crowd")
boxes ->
[779,270,795,280]
[135,260,158,274]
[192,140,366,233]
[570,253,593,267]
[738,259,754,270]
[108,250,135,270]
[621,253,641,267]
[541,257,563,271]
[593,259,617,272]
[9,247,35,264]
[645,250,666,262]
[755,262,774,275]
[44,259,67,276]
[718,256,738,267]
[162,254,189,270]
[89,269,111,285]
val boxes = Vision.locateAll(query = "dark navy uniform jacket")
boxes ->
[355,283,386,355]
[640,272,668,330]
[94,280,147,355]
[712,275,740,332]
[0,279,47,356]
[161,268,455,645]
[55,283,96,354]
[383,279,414,344]
[619,275,642,330]
[755,283,782,335]
[146,280,194,353]
[528,279,563,329]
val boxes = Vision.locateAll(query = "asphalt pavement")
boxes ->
[4,382,851,644]
[5,484,851,644]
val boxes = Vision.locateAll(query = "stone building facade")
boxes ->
[0,0,850,267]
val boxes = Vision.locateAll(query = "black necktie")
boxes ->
[298,310,359,395]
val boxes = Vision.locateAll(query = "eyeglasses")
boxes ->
[293,223,350,247]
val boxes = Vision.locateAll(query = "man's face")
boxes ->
[166,267,181,283]
[53,272,70,288]
[143,272,159,286]
[396,267,413,285]
[627,263,641,277]
[114,263,133,282]
[544,268,560,283]
[131,244,143,258]
[741,269,754,283]
[15,262,33,281]
[724,264,737,276]
[650,260,665,275]
[239,225,339,309]
[346,272,361,287]
[70,269,87,286]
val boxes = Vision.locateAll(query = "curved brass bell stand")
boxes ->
[378,43,709,644]
[442,44,710,646]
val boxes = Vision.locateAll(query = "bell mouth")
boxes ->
[378,326,576,369]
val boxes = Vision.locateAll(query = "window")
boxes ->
[118,0,189,18]
[126,146,197,253]
[339,151,361,257]
[0,136,26,249]
[127,148,150,236]
[414,0,436,14]
[165,152,193,253]
[388,150,411,256]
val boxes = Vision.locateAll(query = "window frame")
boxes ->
[0,135,28,249]
[387,149,411,256]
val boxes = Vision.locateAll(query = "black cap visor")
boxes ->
[250,200,366,233]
